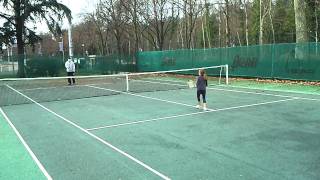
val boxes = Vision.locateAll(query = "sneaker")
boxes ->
[203,103,208,111]
[196,105,201,109]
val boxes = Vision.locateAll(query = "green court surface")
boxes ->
[0,109,46,179]
[1,84,320,180]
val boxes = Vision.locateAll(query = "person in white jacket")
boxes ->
[65,58,76,85]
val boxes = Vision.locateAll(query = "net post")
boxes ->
[126,74,129,92]
[225,64,229,85]
[219,66,222,84]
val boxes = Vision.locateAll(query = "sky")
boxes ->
[37,0,98,33]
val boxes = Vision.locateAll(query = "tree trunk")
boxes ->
[115,30,122,55]
[225,14,229,46]
[14,1,26,77]
[315,0,319,43]
[225,0,231,46]
[133,0,140,52]
[184,0,188,48]
[294,0,308,43]
[294,0,308,59]
[259,0,264,45]
[179,22,184,48]
[219,5,222,47]
[237,31,242,46]
[315,0,319,54]
[202,13,206,49]
[16,27,25,78]
[204,1,211,48]
[269,0,275,44]
[188,1,193,49]
[244,0,249,46]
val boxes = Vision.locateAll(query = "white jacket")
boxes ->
[65,59,75,72]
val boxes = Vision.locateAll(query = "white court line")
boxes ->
[6,85,171,180]
[145,77,320,98]
[144,78,320,101]
[21,82,112,91]
[130,78,187,88]
[0,108,52,180]
[87,98,298,131]
[142,78,186,83]
[208,87,320,101]
[131,78,320,101]
[87,85,198,109]
[218,84,320,96]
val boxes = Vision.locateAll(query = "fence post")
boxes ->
[126,74,129,92]
[271,44,275,78]
[226,64,229,85]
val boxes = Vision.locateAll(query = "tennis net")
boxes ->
[0,65,228,106]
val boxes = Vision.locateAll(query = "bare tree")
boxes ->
[76,0,306,53]
[178,18,185,48]
[84,12,109,55]
[314,0,319,43]
[178,0,204,49]
[98,0,128,55]
[241,0,249,46]
[140,0,179,50]
[268,0,275,44]
[223,0,231,46]
[121,0,143,52]
[201,9,206,48]
[259,0,270,44]
[201,0,212,49]
[218,4,222,47]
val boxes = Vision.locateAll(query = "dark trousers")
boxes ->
[197,90,206,103]
[67,72,75,84]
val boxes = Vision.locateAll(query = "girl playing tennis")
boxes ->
[196,69,208,110]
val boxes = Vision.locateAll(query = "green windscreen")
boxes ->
[2,42,319,81]
[137,42,320,81]
[0,55,136,78]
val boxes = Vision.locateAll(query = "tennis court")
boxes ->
[1,67,320,180]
